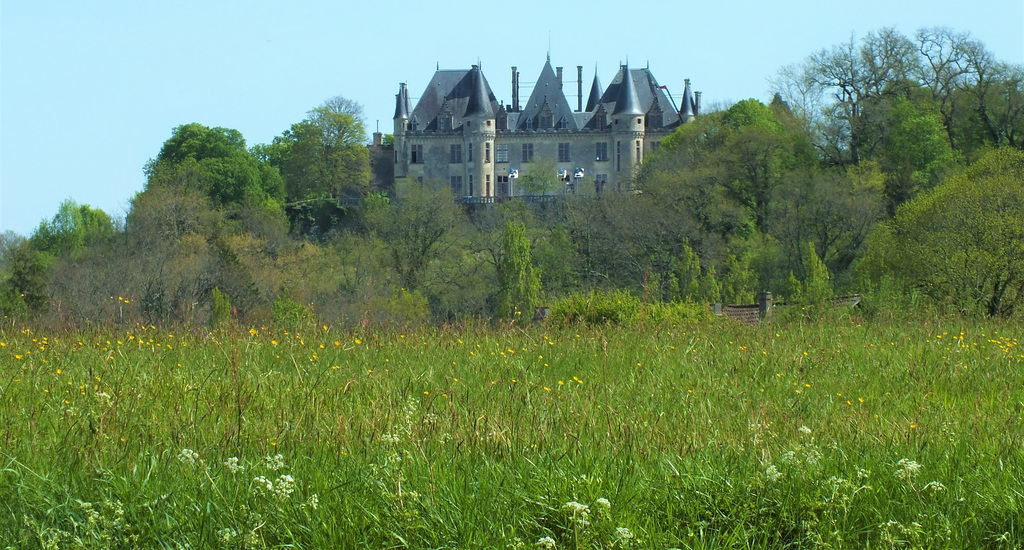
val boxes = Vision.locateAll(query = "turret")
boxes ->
[462,65,496,197]
[610,65,644,186]
[393,82,411,178]
[679,78,695,123]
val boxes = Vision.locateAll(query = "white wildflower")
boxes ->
[923,480,946,492]
[615,527,634,541]
[535,536,557,549]
[563,501,590,526]
[223,457,244,474]
[273,474,295,498]
[856,467,871,480]
[765,464,784,482]
[177,448,200,465]
[595,497,611,511]
[894,458,922,480]
[305,493,319,510]
[263,453,285,471]
[253,475,274,495]
[798,425,812,436]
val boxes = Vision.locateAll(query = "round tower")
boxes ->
[462,65,496,197]
[610,64,645,188]
[393,82,410,179]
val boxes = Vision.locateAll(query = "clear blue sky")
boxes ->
[2,0,1022,237]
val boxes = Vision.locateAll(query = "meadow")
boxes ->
[1,312,1022,548]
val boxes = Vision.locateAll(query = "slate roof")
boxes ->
[409,67,500,131]
[598,67,681,128]
[585,73,603,112]
[514,59,580,131]
[464,66,494,118]
[393,83,410,120]
[611,64,643,116]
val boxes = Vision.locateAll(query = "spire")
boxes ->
[393,82,410,120]
[679,78,694,121]
[464,65,494,118]
[585,72,603,112]
[611,64,642,116]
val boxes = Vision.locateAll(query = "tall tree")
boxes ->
[497,221,541,319]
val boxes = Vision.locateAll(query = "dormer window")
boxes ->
[559,116,569,130]
[525,117,533,130]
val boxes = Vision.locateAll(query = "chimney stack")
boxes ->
[556,67,563,90]
[577,65,583,112]
[512,66,520,112]
[694,91,702,116]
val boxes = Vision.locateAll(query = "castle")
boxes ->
[382,58,700,198]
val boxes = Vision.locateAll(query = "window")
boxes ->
[485,143,491,163]
[558,143,571,162]
[595,142,608,161]
[595,174,608,195]
[559,116,568,130]
[616,141,621,171]
[525,117,534,130]
[635,140,641,163]
[468,143,473,163]
[522,143,534,163]
[411,144,423,164]
[450,144,462,163]
[496,144,509,163]
[486,174,492,196]
[497,175,510,196]
[469,175,473,194]
[450,175,463,195]
[410,117,419,131]
[539,113,553,128]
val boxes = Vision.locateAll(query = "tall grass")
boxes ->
[1,314,1022,547]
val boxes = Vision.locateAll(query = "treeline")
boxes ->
[2,27,1023,328]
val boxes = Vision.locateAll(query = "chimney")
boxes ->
[577,65,583,112]
[694,91,702,116]
[512,66,519,112]
[556,67,563,90]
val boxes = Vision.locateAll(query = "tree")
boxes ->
[31,199,115,257]
[497,221,541,319]
[858,148,1024,317]
[269,96,370,236]
[363,181,463,290]
[148,123,284,208]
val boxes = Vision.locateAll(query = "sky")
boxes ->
[2,0,1022,237]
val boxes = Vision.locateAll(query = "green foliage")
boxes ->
[858,147,1024,317]
[272,294,311,330]
[149,123,285,208]
[31,199,115,257]
[548,289,708,326]
[881,96,957,209]
[210,287,233,329]
[3,240,49,313]
[364,287,431,327]
[497,221,541,319]
[801,241,833,304]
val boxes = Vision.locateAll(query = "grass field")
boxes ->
[2,313,1022,548]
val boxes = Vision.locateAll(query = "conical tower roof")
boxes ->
[464,65,494,118]
[611,64,643,116]
[679,78,694,120]
[585,72,603,112]
[393,82,410,120]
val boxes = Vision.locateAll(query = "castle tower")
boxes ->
[610,64,644,187]
[462,65,496,197]
[679,78,696,123]
[393,82,411,178]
